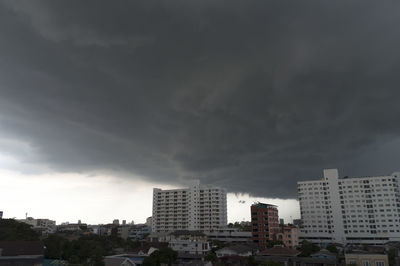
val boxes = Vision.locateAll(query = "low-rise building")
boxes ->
[117,226,130,240]
[129,224,151,240]
[277,225,299,248]
[204,228,252,243]
[345,252,389,266]
[57,223,86,232]
[215,244,254,257]
[168,231,211,255]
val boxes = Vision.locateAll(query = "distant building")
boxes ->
[293,219,303,227]
[152,180,227,233]
[146,217,152,228]
[113,219,119,226]
[18,217,56,236]
[298,169,400,244]
[279,219,284,225]
[57,223,86,232]
[122,220,126,226]
[0,211,3,219]
[19,217,56,228]
[251,203,279,250]
[117,226,130,240]
[129,224,151,240]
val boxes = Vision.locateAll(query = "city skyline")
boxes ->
[0,168,300,225]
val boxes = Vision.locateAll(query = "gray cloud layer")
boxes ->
[1,0,400,198]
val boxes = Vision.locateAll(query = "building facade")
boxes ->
[168,231,211,255]
[152,180,227,233]
[345,252,388,266]
[251,203,279,250]
[277,225,299,248]
[204,228,252,243]
[298,169,400,244]
[19,217,56,228]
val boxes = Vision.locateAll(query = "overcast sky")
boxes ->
[1,0,400,224]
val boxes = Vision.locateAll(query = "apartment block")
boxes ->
[298,169,400,244]
[152,180,227,233]
[251,202,279,250]
[277,225,299,248]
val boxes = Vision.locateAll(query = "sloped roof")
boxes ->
[259,246,300,257]
[312,249,337,257]
[217,244,253,254]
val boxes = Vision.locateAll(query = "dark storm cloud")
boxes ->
[1,0,400,198]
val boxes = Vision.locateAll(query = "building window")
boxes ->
[363,261,371,266]
[376,261,385,266]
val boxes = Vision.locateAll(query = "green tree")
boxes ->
[326,244,338,254]
[43,234,69,259]
[204,252,218,262]
[388,248,396,266]
[297,240,320,257]
[210,239,227,252]
[245,256,259,266]
[0,219,39,241]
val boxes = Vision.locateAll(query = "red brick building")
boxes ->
[251,202,279,250]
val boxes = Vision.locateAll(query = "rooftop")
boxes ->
[252,202,278,209]
[258,246,300,257]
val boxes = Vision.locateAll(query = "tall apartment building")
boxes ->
[251,203,279,250]
[298,169,400,245]
[152,180,227,233]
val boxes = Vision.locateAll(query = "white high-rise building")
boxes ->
[298,169,400,245]
[152,180,227,233]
